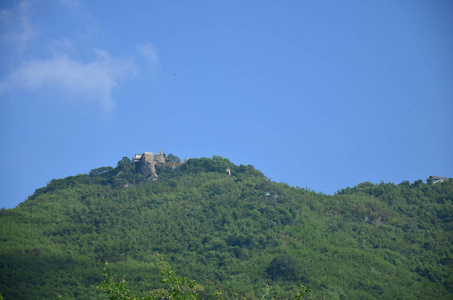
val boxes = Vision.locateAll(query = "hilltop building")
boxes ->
[429,175,448,183]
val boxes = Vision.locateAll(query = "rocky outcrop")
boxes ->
[134,151,172,180]
[154,151,166,164]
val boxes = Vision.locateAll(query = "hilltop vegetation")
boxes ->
[0,155,452,299]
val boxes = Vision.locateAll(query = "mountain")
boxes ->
[0,153,452,299]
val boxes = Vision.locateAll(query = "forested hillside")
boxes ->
[0,155,452,299]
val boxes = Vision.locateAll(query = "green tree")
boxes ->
[89,167,114,177]
[117,157,134,172]
[266,255,303,282]
[99,255,202,300]
[98,255,312,299]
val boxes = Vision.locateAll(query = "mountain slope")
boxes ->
[1,155,452,299]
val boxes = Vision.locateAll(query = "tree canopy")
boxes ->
[0,155,452,299]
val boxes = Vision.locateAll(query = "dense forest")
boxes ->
[0,154,452,299]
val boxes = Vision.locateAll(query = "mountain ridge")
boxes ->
[1,154,452,299]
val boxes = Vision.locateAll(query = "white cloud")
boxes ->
[0,1,158,113]
[137,42,159,68]
[6,50,137,112]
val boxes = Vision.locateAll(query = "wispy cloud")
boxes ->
[6,50,137,112]
[0,0,34,49]
[48,38,76,55]
[137,42,159,69]
[0,1,159,113]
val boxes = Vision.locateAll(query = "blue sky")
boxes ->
[1,0,452,209]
